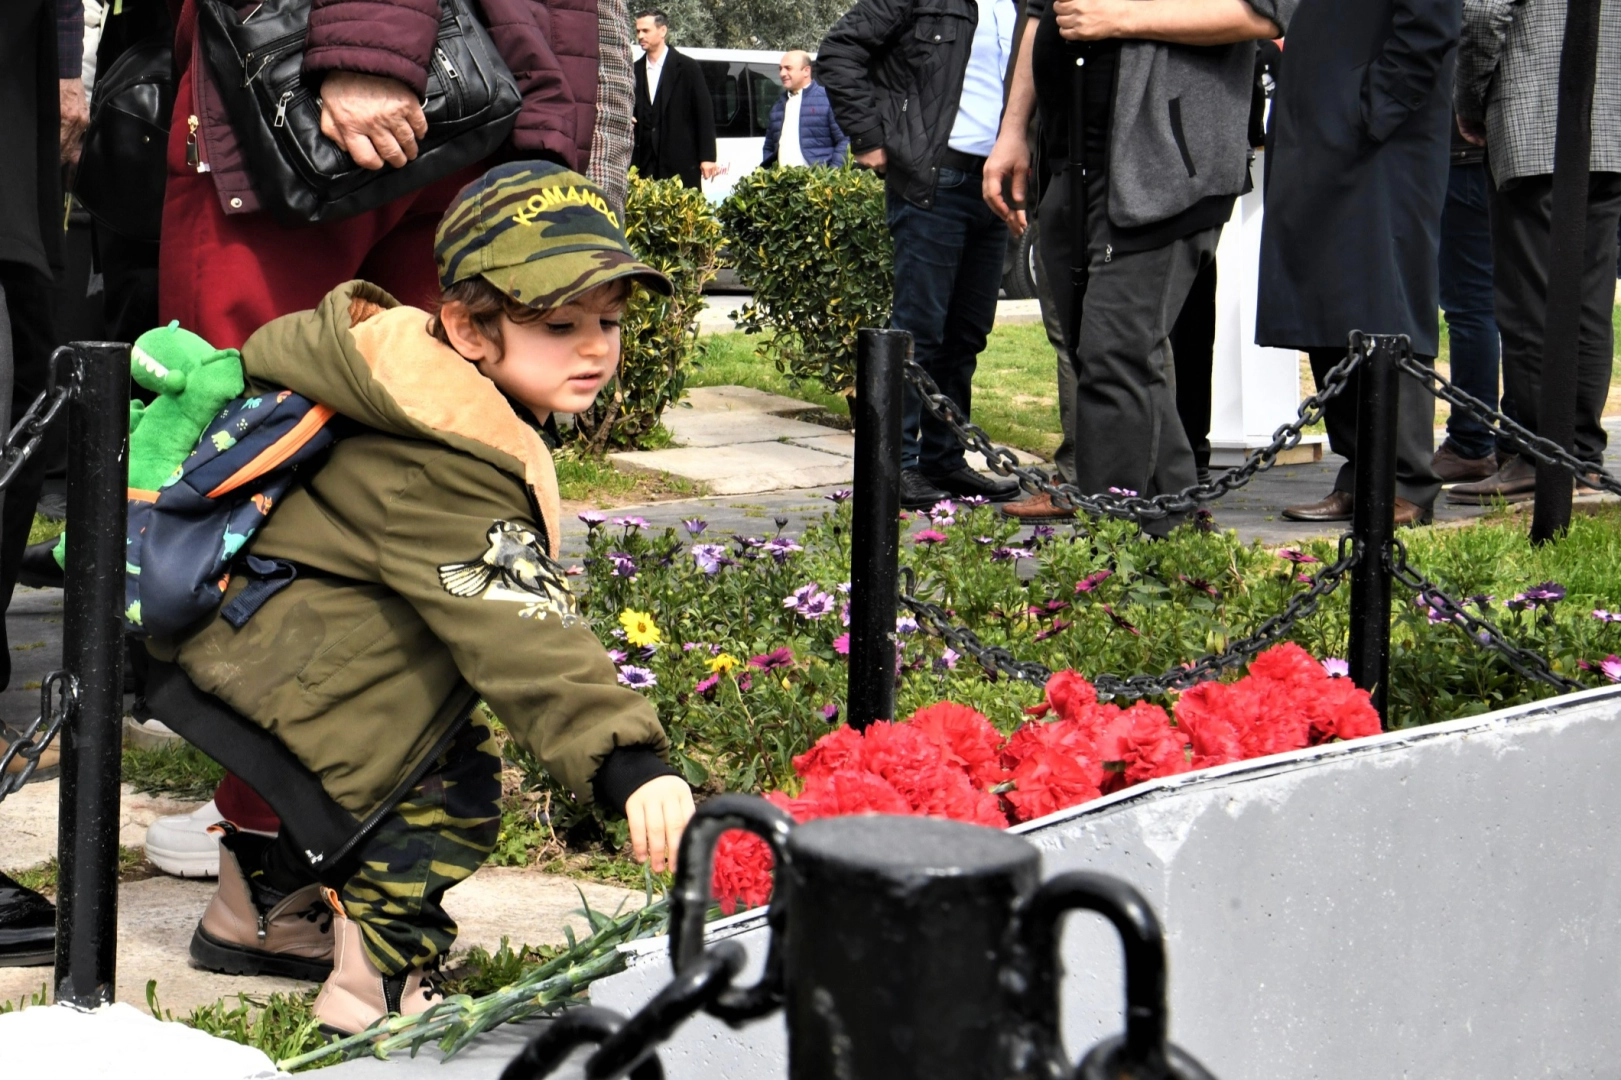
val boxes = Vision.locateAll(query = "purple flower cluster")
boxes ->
[616,665,657,689]
[1508,581,1566,611]
[783,583,835,619]
[691,543,727,574]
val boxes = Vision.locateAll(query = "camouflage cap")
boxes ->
[434,161,672,309]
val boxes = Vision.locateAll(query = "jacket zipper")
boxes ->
[186,32,210,173]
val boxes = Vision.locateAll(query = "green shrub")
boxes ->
[571,175,723,453]
[718,164,892,397]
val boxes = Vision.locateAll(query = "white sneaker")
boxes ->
[145,800,275,878]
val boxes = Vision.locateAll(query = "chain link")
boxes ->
[0,670,80,804]
[1392,350,1621,497]
[899,533,1359,699]
[901,338,1365,522]
[1384,538,1584,693]
[0,347,78,494]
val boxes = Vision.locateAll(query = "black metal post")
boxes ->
[848,329,906,730]
[54,342,130,1007]
[784,816,1040,1080]
[1529,0,1602,544]
[1347,334,1399,725]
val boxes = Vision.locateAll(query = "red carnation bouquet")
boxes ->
[709,643,1381,914]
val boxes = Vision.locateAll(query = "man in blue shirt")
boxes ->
[762,52,848,168]
[820,0,1023,509]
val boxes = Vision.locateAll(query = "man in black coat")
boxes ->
[630,10,717,192]
[1257,0,1458,526]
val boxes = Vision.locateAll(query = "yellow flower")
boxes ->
[707,653,740,675]
[618,608,661,646]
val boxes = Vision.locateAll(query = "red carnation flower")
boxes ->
[1025,669,1099,721]
[907,701,1006,789]
[792,724,867,780]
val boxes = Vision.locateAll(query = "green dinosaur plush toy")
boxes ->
[53,321,245,567]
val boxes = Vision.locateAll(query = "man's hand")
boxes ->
[1457,115,1486,147]
[983,129,1032,235]
[624,775,695,874]
[319,70,428,170]
[59,78,89,168]
[1053,0,1129,41]
[854,146,887,172]
[700,161,722,180]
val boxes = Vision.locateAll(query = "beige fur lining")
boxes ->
[347,306,562,557]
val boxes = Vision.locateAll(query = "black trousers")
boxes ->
[1037,168,1214,526]
[1489,171,1621,468]
[1309,346,1441,509]
[0,262,55,691]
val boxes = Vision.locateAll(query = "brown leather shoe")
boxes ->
[189,827,334,982]
[1000,492,1076,522]
[1431,441,1497,483]
[313,893,441,1036]
[1392,496,1434,527]
[1281,490,1354,522]
[1447,455,1536,504]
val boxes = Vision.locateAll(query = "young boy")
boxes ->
[144,163,695,1034]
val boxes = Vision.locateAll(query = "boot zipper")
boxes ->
[257,911,269,944]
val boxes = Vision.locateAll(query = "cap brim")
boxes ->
[482,248,673,311]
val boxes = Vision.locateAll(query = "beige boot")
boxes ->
[189,826,334,982]
[312,890,441,1036]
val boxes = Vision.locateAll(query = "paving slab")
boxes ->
[657,409,836,448]
[609,442,853,495]
[678,385,820,415]
[0,777,202,872]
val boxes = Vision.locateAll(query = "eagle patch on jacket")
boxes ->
[438,520,580,625]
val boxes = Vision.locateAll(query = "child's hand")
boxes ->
[625,775,695,873]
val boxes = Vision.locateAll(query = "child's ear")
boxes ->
[439,301,495,363]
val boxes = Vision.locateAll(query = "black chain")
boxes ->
[0,347,78,494]
[1393,350,1621,497]
[1384,538,1584,693]
[901,338,1365,521]
[899,533,1359,699]
[0,670,79,803]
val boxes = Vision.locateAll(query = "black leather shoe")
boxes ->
[18,539,64,590]
[923,467,1021,502]
[0,870,56,967]
[899,469,951,511]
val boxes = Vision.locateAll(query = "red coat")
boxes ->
[174,0,597,216]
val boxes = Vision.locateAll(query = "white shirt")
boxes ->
[645,49,666,103]
[779,89,808,167]
[947,0,1015,158]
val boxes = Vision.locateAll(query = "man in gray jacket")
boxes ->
[984,0,1291,526]
[1447,0,1621,504]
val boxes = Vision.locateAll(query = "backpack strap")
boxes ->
[220,556,298,629]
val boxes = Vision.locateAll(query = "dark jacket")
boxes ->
[173,0,598,217]
[816,0,980,209]
[0,0,64,275]
[762,80,848,167]
[630,46,716,191]
[1255,0,1459,355]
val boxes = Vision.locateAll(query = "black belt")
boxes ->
[938,149,987,174]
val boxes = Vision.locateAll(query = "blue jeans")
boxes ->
[888,168,1008,473]
[1438,162,1501,461]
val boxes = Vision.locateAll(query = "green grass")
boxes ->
[147,982,336,1071]
[14,845,148,897]
[690,331,853,416]
[122,742,227,801]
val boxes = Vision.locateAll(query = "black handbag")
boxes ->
[74,34,175,243]
[196,0,521,226]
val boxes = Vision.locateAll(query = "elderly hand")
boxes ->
[319,70,428,170]
[59,78,89,168]
[624,774,695,874]
[1457,115,1486,147]
[1053,0,1128,41]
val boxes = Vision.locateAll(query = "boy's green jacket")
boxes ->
[151,282,670,837]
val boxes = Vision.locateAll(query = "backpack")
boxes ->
[126,390,338,638]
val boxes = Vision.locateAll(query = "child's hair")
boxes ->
[429,277,633,359]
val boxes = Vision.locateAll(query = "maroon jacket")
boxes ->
[175,0,598,216]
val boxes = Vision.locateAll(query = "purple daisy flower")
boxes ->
[1603,655,1621,684]
[608,552,638,578]
[914,529,949,545]
[824,489,853,503]
[821,702,840,722]
[681,517,708,536]
[895,615,919,634]
[607,649,628,664]
[990,546,1037,563]
[694,673,720,697]
[832,633,850,655]
[762,537,804,563]
[578,511,606,527]
[1594,609,1621,624]
[1509,581,1566,611]
[1075,569,1113,593]
[960,495,989,507]
[1278,549,1320,565]
[1321,657,1350,678]
[616,665,657,688]
[691,543,726,574]
[1108,486,1139,498]
[612,515,649,530]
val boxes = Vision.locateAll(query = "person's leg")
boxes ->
[1032,224,1077,486]
[1487,172,1550,447]
[0,264,56,691]
[1301,345,1441,512]
[1070,206,1207,523]
[889,180,972,475]
[1437,162,1502,465]
[1169,259,1217,480]
[1572,173,1621,468]
[337,718,502,977]
[1308,347,1360,497]
[920,175,1010,481]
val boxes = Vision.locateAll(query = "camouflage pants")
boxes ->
[340,718,502,976]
